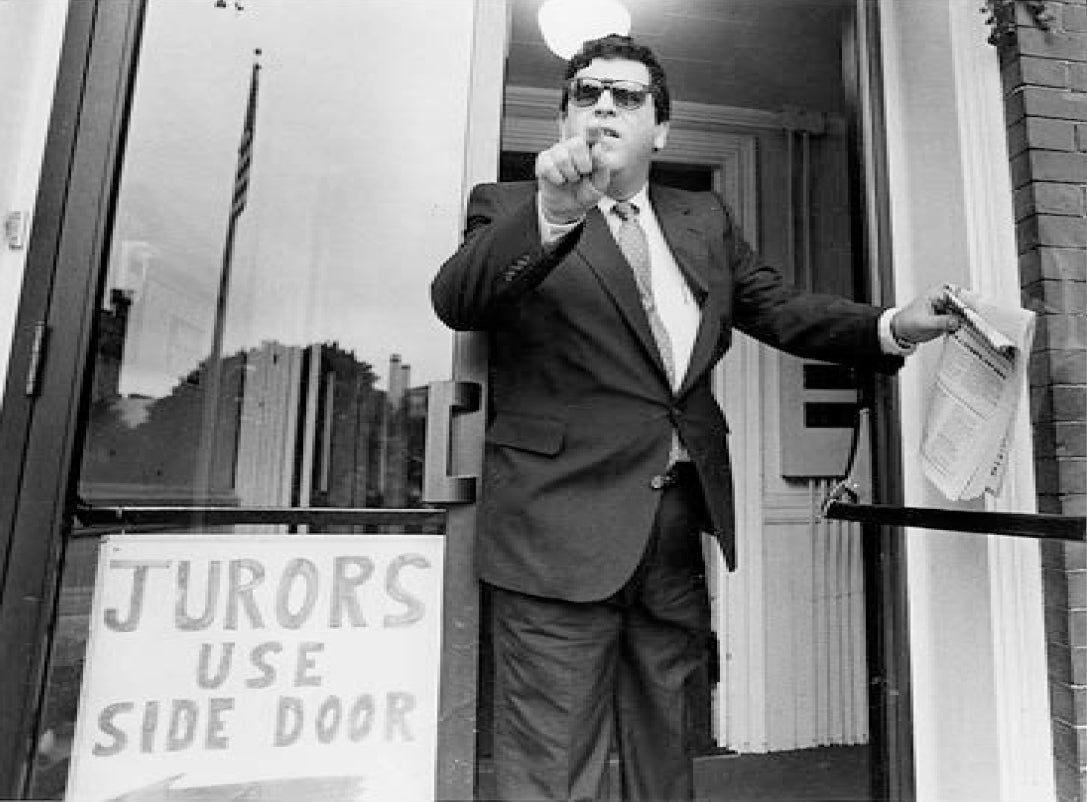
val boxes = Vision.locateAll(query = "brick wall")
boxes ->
[997,2,1087,800]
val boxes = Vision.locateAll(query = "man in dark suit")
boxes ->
[432,34,956,802]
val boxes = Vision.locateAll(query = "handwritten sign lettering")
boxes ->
[67,534,444,802]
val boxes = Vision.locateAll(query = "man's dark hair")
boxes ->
[560,34,671,123]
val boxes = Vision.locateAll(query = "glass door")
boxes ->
[77,0,466,513]
[5,1,497,799]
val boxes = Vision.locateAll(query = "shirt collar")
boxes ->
[599,185,651,218]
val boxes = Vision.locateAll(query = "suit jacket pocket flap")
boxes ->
[486,413,564,455]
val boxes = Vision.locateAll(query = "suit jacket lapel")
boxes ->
[652,186,710,299]
[575,207,671,382]
[575,188,724,397]
[652,187,722,399]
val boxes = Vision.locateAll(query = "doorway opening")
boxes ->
[487,2,897,800]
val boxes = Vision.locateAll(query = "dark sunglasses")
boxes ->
[566,77,654,111]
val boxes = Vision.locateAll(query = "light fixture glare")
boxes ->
[537,0,632,60]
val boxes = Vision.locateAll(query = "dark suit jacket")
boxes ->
[432,180,901,602]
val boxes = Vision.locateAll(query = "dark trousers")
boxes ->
[488,463,712,802]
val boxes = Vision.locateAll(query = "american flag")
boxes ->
[231,52,260,219]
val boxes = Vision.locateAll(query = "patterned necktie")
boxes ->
[612,200,675,386]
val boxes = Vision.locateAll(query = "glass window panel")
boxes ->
[31,1,481,796]
[79,0,467,510]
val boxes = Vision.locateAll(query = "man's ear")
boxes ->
[653,121,670,152]
[558,113,569,140]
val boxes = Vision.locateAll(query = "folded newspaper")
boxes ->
[920,286,1036,500]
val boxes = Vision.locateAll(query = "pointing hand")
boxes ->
[535,125,612,225]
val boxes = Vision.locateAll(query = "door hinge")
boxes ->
[25,320,48,397]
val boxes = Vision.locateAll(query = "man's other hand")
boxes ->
[535,125,611,225]
[891,285,962,346]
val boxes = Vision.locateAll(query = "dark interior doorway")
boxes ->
[492,1,886,801]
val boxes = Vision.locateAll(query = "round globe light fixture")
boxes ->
[537,0,632,60]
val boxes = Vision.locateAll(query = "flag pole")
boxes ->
[194,49,261,502]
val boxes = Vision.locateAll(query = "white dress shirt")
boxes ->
[597,190,701,391]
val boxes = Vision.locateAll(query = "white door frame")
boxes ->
[878,1,1055,800]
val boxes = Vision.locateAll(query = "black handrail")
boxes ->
[819,404,1084,544]
[73,504,447,532]
[824,498,1085,543]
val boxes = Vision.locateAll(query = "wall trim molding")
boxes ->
[949,1,1054,799]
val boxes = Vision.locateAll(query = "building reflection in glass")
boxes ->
[81,291,429,519]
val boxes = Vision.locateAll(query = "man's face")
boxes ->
[560,57,669,183]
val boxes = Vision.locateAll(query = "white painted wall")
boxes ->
[0,0,68,393]
[879,1,1055,800]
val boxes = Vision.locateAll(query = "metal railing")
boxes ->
[823,490,1085,542]
[73,504,446,532]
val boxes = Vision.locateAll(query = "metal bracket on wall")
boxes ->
[3,210,28,249]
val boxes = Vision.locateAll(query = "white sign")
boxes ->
[67,534,445,802]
